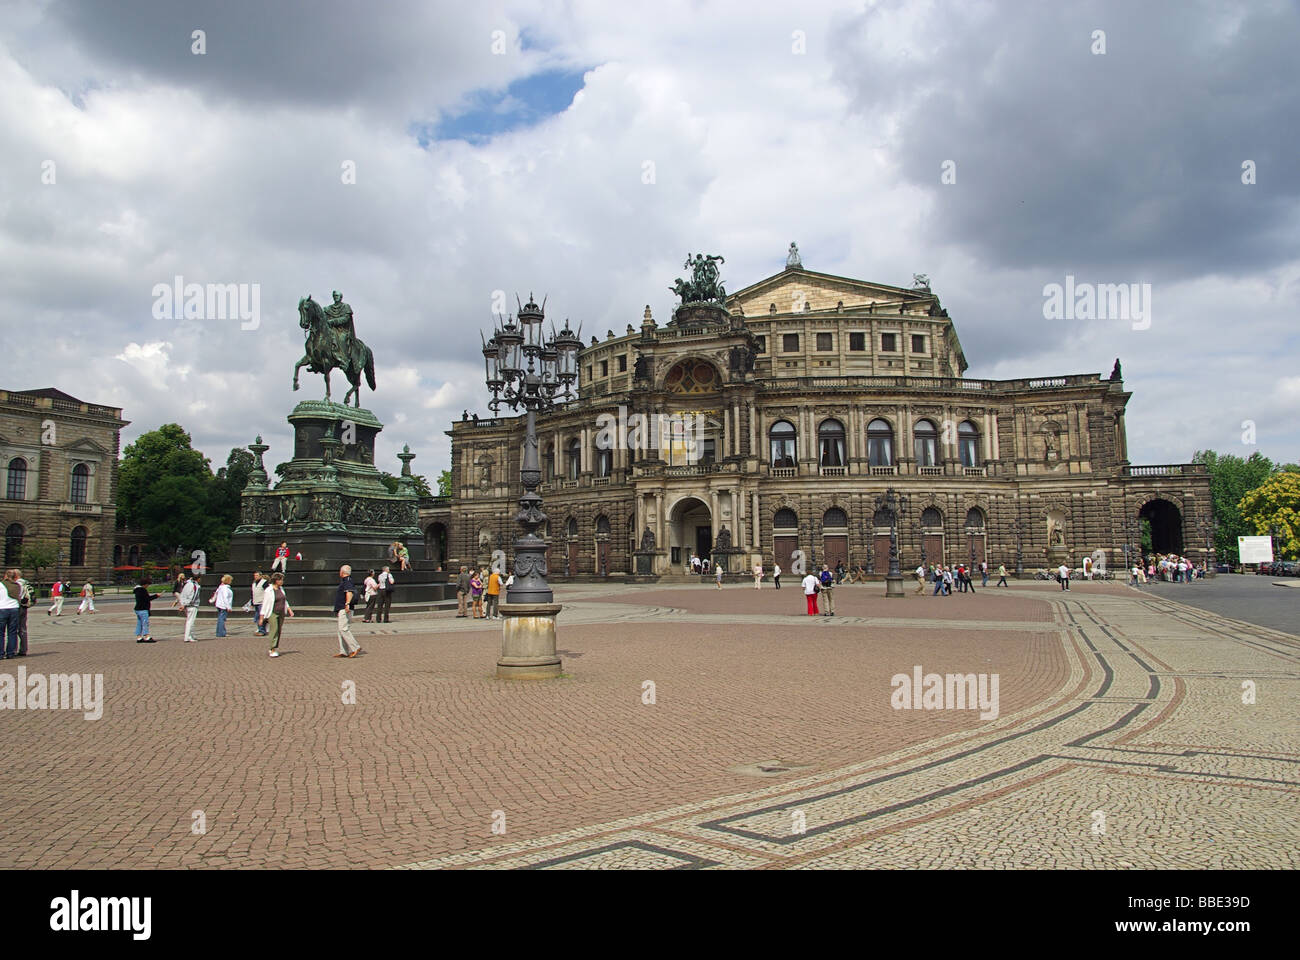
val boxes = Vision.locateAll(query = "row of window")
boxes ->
[770,418,982,468]
[756,332,927,355]
[3,523,90,566]
[6,458,92,502]
[772,506,987,530]
[586,355,629,381]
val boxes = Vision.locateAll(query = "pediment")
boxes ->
[66,437,109,455]
[730,268,934,315]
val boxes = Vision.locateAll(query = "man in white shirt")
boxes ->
[1057,563,1070,591]
[773,562,781,589]
[915,564,926,594]
[801,571,819,616]
[179,574,202,641]
[0,570,20,659]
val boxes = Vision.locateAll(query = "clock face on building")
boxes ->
[663,359,719,394]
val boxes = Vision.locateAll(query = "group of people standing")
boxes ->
[917,561,993,595]
[454,565,506,618]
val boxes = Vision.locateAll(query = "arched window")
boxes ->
[595,447,612,478]
[867,418,894,467]
[128,545,140,566]
[543,444,554,481]
[965,508,986,529]
[920,507,944,528]
[823,507,848,528]
[4,523,23,566]
[773,508,799,530]
[595,515,611,535]
[567,438,582,480]
[6,458,26,501]
[958,421,981,467]
[913,419,938,467]
[566,517,578,538]
[113,544,123,566]
[769,420,796,468]
[70,526,88,566]
[818,419,845,467]
[71,463,90,504]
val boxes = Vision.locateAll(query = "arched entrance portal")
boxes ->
[670,497,712,571]
[1140,500,1184,553]
[424,523,448,569]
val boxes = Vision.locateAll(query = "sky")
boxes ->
[2,0,1297,479]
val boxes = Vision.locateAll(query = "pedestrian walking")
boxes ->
[133,578,164,642]
[1129,563,1140,587]
[377,565,394,622]
[14,570,33,656]
[819,564,835,616]
[180,573,201,641]
[470,564,486,616]
[250,571,270,635]
[455,565,470,617]
[47,577,65,616]
[915,564,926,594]
[260,572,293,657]
[802,570,820,616]
[1058,562,1070,591]
[486,567,502,618]
[996,563,1009,587]
[0,570,21,659]
[715,565,724,589]
[211,574,234,637]
[942,566,953,596]
[77,581,96,614]
[753,563,763,588]
[171,571,186,608]
[980,560,989,588]
[773,562,782,589]
[965,566,977,594]
[933,565,945,596]
[333,565,361,658]
[835,560,847,584]
[361,569,379,622]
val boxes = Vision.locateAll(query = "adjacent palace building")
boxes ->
[426,247,1211,578]
[2,387,128,582]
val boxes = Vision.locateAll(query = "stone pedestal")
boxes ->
[884,573,906,597]
[497,602,563,679]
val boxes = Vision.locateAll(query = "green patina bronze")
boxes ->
[670,253,726,305]
[293,291,377,407]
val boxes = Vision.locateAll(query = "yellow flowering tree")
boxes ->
[1238,471,1300,559]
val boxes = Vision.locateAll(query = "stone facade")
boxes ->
[0,387,129,583]
[423,260,1211,578]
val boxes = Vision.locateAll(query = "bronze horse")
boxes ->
[293,295,376,407]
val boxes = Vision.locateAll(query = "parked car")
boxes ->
[1281,560,1300,577]
[1213,563,1232,574]
[1255,563,1273,574]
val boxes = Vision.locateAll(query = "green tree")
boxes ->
[206,448,255,562]
[117,424,221,557]
[1238,472,1300,560]
[1192,450,1276,563]
[19,540,58,584]
[437,469,452,497]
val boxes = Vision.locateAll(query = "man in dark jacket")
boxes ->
[455,566,471,618]
[333,565,361,658]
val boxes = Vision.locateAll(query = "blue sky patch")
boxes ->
[418,68,588,146]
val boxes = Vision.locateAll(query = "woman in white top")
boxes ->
[753,563,763,588]
[362,569,379,622]
[801,572,819,616]
[212,574,235,637]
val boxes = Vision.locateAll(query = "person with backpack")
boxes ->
[0,570,21,659]
[376,565,394,623]
[179,574,201,641]
[14,570,34,656]
[133,578,164,643]
[818,564,835,616]
[801,569,820,616]
[77,581,96,614]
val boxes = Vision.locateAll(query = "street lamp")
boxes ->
[873,487,907,597]
[481,294,579,678]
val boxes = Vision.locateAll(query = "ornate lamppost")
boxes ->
[1010,516,1025,579]
[481,295,580,678]
[873,487,907,597]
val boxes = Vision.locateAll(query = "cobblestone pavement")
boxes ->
[3,582,1295,869]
